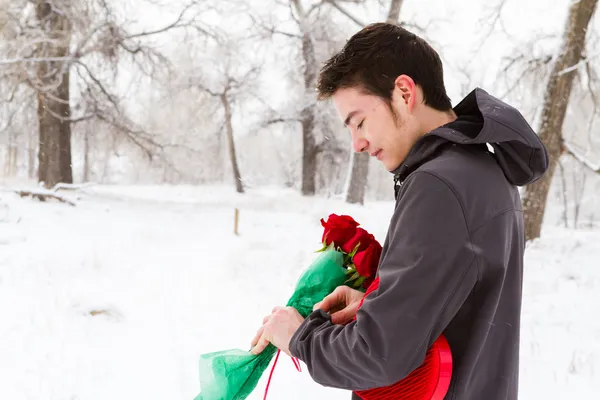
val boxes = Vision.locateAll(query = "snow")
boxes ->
[1,183,599,399]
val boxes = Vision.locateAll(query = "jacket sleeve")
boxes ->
[289,171,479,390]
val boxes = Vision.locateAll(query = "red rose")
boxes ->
[320,214,359,247]
[341,228,373,255]
[353,241,382,277]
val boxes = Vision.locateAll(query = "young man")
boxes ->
[250,23,549,399]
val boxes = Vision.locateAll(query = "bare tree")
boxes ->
[222,89,244,193]
[184,36,263,194]
[34,0,73,186]
[0,0,211,188]
[521,0,598,241]
[246,0,346,195]
[288,0,320,196]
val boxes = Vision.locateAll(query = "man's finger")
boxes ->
[314,294,337,312]
[331,308,353,325]
[314,287,345,312]
[250,334,269,355]
[251,326,264,347]
[331,303,359,325]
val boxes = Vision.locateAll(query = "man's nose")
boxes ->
[352,136,368,153]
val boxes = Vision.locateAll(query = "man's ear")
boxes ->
[394,75,417,112]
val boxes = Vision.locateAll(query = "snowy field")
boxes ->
[0,183,599,399]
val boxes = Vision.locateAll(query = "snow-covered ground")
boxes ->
[0,183,598,399]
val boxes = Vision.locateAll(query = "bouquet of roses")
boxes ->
[193,213,382,400]
[318,214,382,290]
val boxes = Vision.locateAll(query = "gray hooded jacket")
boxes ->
[289,88,549,399]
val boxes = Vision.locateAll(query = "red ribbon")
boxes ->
[263,349,302,400]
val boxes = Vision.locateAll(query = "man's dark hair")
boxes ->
[316,23,452,112]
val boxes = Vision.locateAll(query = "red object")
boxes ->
[352,241,382,277]
[263,349,302,400]
[320,214,382,287]
[320,214,360,247]
[353,278,453,400]
[341,227,373,254]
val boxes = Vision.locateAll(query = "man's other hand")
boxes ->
[313,285,365,325]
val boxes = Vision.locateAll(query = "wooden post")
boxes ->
[234,208,239,235]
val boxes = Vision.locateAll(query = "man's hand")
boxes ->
[250,306,304,356]
[313,285,365,325]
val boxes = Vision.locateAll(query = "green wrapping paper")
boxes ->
[194,247,348,400]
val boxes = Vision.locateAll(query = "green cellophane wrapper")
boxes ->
[193,247,348,400]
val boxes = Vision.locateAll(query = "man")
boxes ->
[250,23,548,399]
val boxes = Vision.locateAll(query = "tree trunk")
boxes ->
[215,117,225,182]
[221,93,244,194]
[300,100,318,196]
[7,128,18,176]
[572,164,586,228]
[346,152,369,204]
[293,0,319,196]
[346,151,370,204]
[83,131,90,182]
[5,131,15,176]
[3,147,9,176]
[299,31,318,196]
[28,128,36,179]
[386,0,404,23]
[346,0,404,204]
[10,145,18,176]
[522,0,598,242]
[35,1,73,188]
[557,159,569,228]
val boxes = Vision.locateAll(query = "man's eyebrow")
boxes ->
[344,110,360,127]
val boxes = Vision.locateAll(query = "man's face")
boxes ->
[332,83,420,172]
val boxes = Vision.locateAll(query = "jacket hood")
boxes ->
[393,88,549,187]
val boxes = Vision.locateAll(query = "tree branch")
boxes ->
[75,60,122,116]
[325,0,366,27]
[563,140,600,173]
[307,0,328,17]
[122,2,214,40]
[95,112,162,160]
[264,117,302,125]
[0,56,77,65]
[499,49,553,98]
[247,13,302,39]
[472,0,510,54]
[193,82,222,97]
[557,52,600,76]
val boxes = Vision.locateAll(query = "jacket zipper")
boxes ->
[393,173,404,200]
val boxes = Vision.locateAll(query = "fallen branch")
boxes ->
[15,189,76,206]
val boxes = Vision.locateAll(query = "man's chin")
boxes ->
[385,161,402,173]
